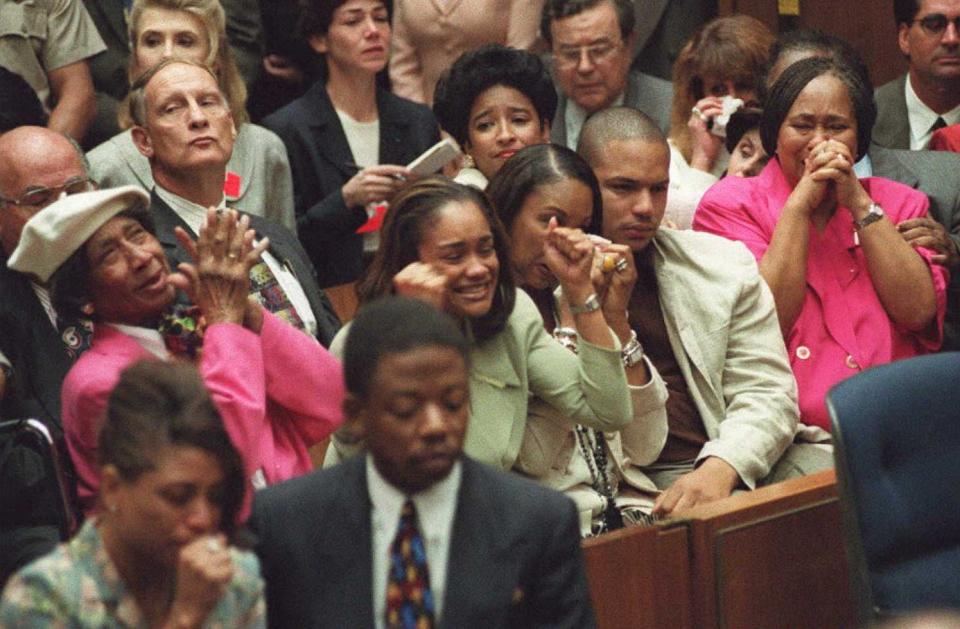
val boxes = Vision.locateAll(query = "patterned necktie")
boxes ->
[386,500,435,629]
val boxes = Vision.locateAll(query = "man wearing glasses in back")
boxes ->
[875,0,960,149]
[542,0,673,150]
[0,125,96,584]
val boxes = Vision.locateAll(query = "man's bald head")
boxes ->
[577,107,668,167]
[0,126,87,257]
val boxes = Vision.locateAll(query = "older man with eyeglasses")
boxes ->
[0,125,94,584]
[541,0,673,150]
[875,0,960,149]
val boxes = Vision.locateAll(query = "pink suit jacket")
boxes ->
[62,310,345,516]
[694,158,947,430]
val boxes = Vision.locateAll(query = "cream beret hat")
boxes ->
[8,186,150,283]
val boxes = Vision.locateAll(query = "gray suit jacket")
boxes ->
[870,144,960,350]
[249,456,595,629]
[643,229,799,488]
[551,69,673,148]
[873,74,912,150]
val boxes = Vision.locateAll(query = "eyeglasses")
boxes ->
[0,177,94,208]
[555,40,623,68]
[913,13,960,36]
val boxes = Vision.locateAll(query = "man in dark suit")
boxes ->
[764,29,960,350]
[541,0,673,149]
[0,126,92,582]
[250,297,595,629]
[873,0,960,150]
[125,57,340,345]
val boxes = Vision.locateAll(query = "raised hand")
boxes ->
[543,218,596,306]
[165,535,234,629]
[392,261,448,311]
[688,96,726,172]
[169,208,269,327]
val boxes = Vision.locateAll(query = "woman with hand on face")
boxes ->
[665,15,774,228]
[433,44,556,189]
[0,360,265,628]
[325,176,632,471]
[488,144,667,536]
[87,0,296,231]
[694,56,947,431]
[263,0,439,289]
[8,187,344,517]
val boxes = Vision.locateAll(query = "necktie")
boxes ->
[386,500,435,629]
[932,116,948,133]
[56,317,93,361]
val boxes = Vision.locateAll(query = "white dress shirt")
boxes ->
[106,323,170,359]
[905,76,960,150]
[367,455,461,629]
[564,92,625,150]
[155,186,317,337]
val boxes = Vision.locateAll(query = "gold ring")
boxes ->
[602,253,617,272]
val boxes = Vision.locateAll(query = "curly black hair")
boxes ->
[433,44,557,148]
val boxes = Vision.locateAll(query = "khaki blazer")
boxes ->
[389,0,544,105]
[647,228,799,488]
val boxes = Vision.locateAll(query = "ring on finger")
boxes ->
[227,252,239,260]
[614,257,629,273]
[602,253,617,272]
[206,538,223,553]
[691,106,708,123]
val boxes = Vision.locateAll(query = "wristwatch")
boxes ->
[853,202,885,231]
[568,293,601,315]
[621,330,645,368]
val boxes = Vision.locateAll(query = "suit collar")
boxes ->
[868,144,920,188]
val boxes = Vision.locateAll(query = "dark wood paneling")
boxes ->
[719,0,908,88]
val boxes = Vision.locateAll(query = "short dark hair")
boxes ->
[343,296,470,399]
[0,68,46,132]
[50,205,156,322]
[299,0,391,38]
[433,45,557,147]
[99,360,247,535]
[894,0,921,27]
[357,176,516,342]
[487,143,603,238]
[577,106,667,166]
[724,107,764,154]
[761,29,873,101]
[540,0,635,46]
[760,56,876,160]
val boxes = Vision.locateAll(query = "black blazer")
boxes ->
[0,260,74,433]
[263,81,440,288]
[249,456,596,629]
[149,190,341,347]
[82,0,130,100]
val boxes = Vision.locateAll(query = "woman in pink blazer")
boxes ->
[8,187,345,517]
[390,0,545,105]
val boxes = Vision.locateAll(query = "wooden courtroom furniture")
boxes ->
[582,470,857,629]
[324,281,359,323]
[582,524,693,629]
[668,469,856,629]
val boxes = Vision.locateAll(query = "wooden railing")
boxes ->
[582,470,857,629]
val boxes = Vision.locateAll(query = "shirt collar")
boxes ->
[366,454,462,527]
[565,91,626,149]
[155,185,227,234]
[106,323,170,359]
[905,76,960,149]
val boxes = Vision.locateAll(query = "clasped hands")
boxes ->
[169,208,269,331]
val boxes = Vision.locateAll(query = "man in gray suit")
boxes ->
[629,0,716,81]
[541,0,673,149]
[578,108,826,517]
[765,29,960,350]
[874,0,960,149]
[250,297,595,628]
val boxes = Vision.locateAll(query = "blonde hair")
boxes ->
[668,15,774,163]
[119,0,248,128]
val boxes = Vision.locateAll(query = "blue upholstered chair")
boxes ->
[827,353,960,625]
